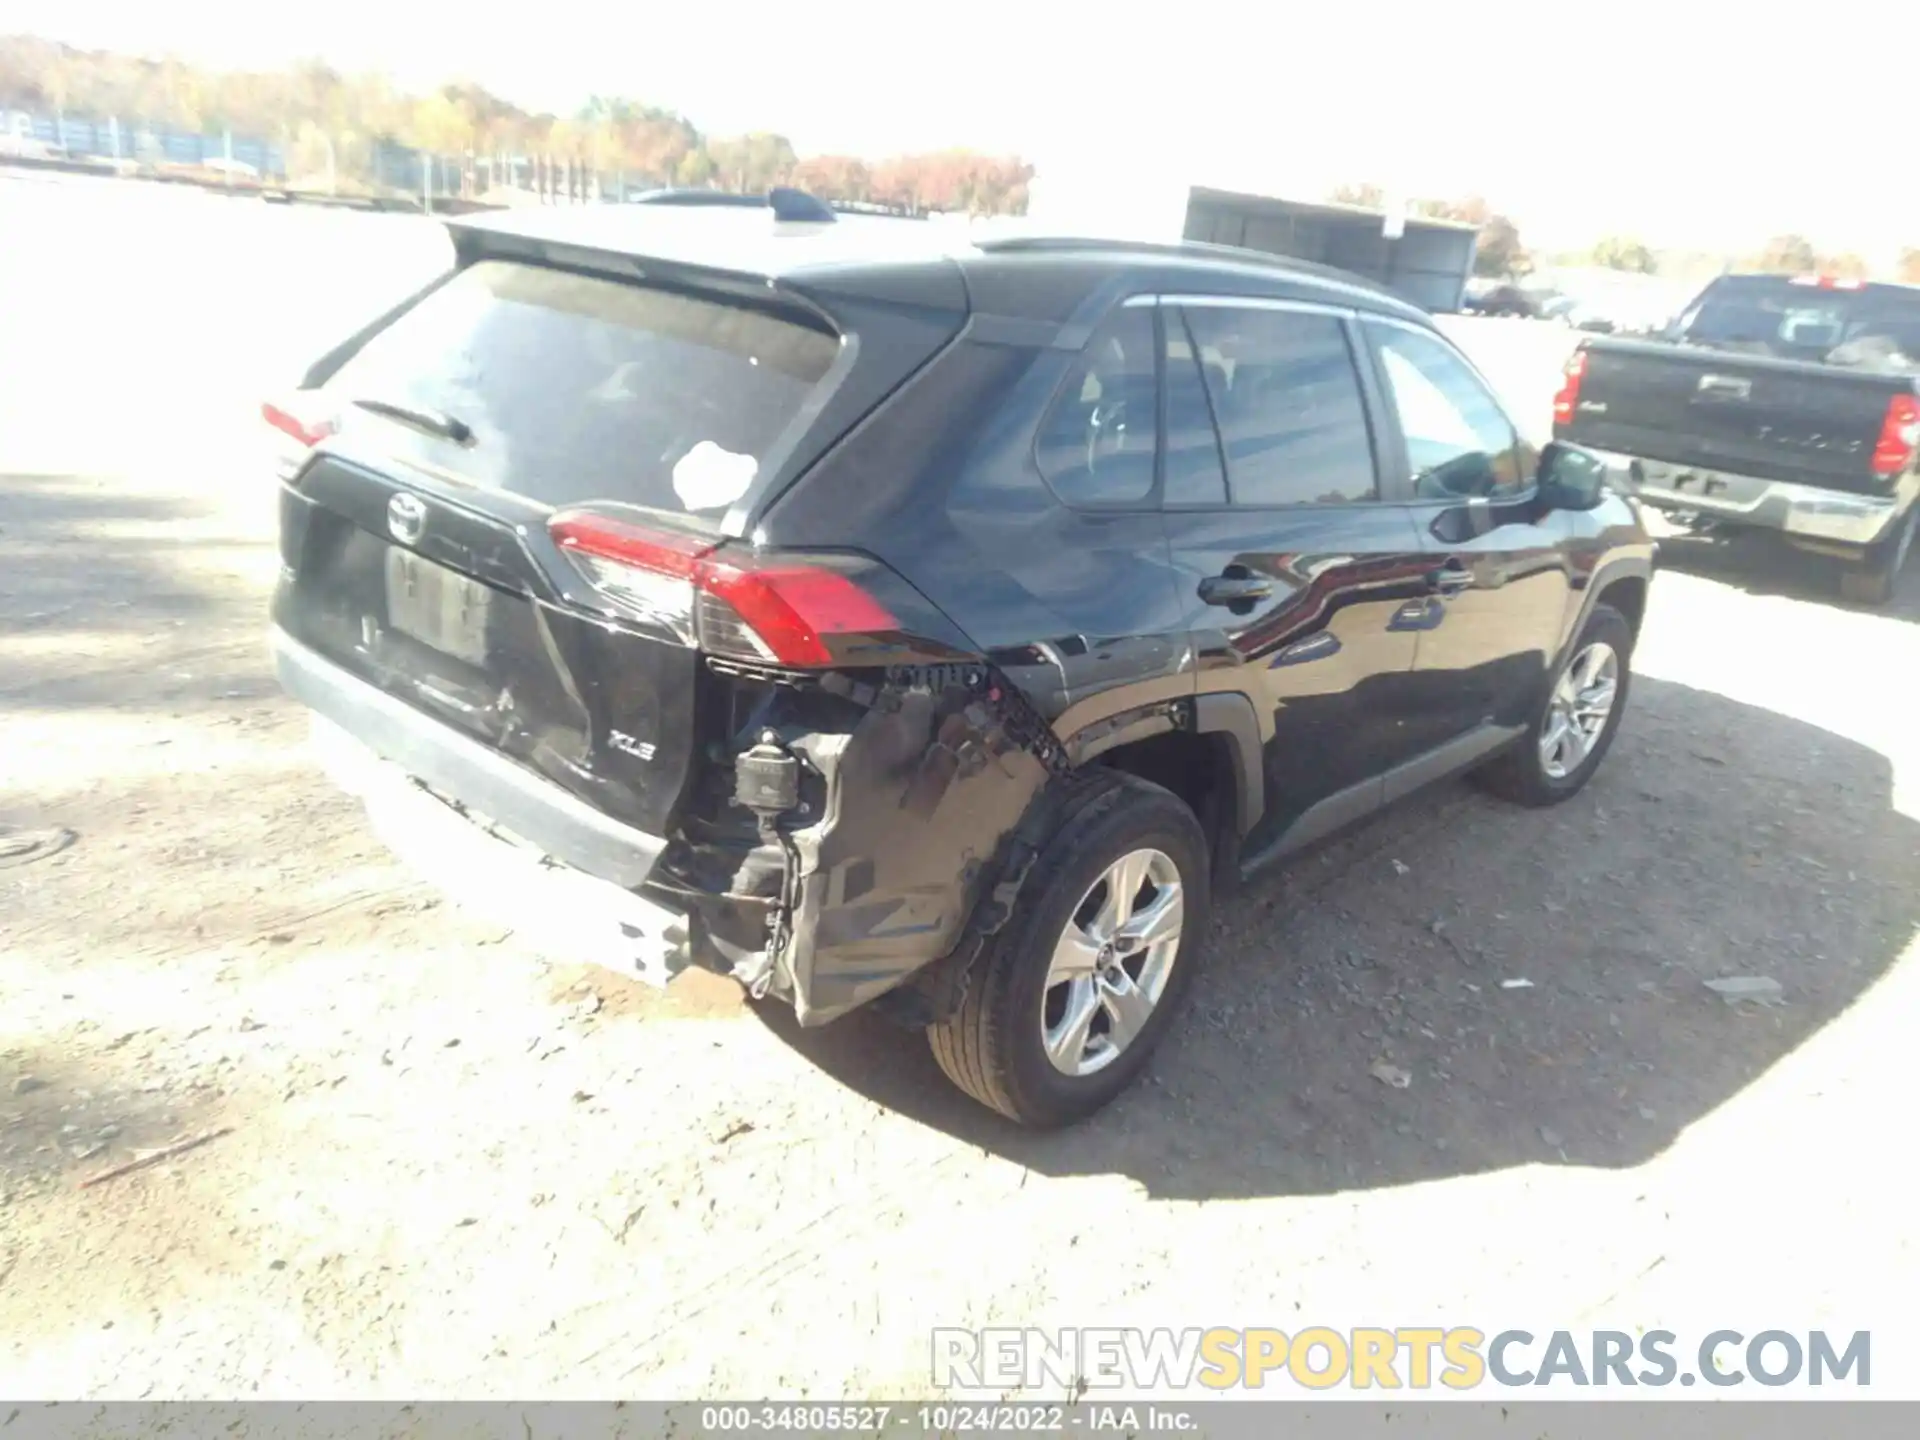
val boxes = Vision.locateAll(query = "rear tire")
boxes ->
[1839,508,1915,607]
[1474,603,1633,808]
[928,772,1210,1128]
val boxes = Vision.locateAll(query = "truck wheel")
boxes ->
[1839,509,1915,607]
[1474,604,1633,808]
[928,772,1210,1128]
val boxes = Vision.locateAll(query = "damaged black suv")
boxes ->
[269,195,1653,1127]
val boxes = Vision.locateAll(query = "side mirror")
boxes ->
[1537,441,1610,511]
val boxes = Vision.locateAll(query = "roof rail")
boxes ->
[972,233,1414,309]
[628,188,761,208]
[974,233,1301,269]
[828,199,930,220]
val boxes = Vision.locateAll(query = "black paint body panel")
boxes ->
[271,215,1654,1022]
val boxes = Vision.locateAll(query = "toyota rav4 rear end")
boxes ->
[270,205,1054,1025]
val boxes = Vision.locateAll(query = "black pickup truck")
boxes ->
[1553,273,1920,603]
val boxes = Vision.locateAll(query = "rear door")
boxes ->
[1362,317,1568,761]
[1157,297,1432,861]
[272,259,846,835]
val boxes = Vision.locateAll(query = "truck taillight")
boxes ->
[548,511,899,667]
[1552,350,1588,426]
[1871,394,1920,478]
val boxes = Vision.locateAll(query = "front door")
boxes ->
[1157,298,1435,864]
[1362,318,1571,773]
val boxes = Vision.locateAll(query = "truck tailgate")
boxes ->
[1563,338,1909,495]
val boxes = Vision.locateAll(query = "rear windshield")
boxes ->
[1675,277,1920,371]
[324,260,841,526]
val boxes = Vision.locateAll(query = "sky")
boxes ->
[9,0,1910,259]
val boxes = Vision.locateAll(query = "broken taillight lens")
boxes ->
[548,511,899,667]
[1871,394,1920,479]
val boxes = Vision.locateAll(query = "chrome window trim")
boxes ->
[1144,293,1361,322]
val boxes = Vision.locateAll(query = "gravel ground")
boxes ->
[3,176,1918,1401]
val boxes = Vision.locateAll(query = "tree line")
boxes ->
[0,34,1035,213]
[1330,181,1920,286]
[10,34,1918,272]
[1739,235,1920,285]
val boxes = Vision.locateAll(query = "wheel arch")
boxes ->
[1596,571,1649,639]
[1067,691,1265,883]
[874,694,1263,1029]
[1560,551,1654,669]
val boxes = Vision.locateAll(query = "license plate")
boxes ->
[384,549,492,666]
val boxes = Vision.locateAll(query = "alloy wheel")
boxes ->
[1040,848,1184,1077]
[1539,640,1620,781]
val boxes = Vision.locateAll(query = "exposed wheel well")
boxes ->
[1092,729,1239,885]
[1597,575,1648,638]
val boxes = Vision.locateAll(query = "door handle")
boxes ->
[1427,561,1474,595]
[1199,575,1273,605]
[1696,374,1752,400]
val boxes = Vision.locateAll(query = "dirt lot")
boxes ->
[4,176,1919,1400]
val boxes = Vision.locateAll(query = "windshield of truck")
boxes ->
[1675,277,1920,371]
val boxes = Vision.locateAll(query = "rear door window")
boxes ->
[323,260,841,528]
[1178,304,1378,506]
[1035,305,1159,507]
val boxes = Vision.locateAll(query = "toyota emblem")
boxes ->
[386,492,428,544]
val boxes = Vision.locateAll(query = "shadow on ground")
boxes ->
[0,472,267,712]
[1655,529,1920,622]
[0,1041,219,1198]
[766,675,1920,1199]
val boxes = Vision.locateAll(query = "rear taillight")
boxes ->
[1872,394,1920,478]
[548,511,899,667]
[262,395,337,480]
[695,557,899,665]
[1552,349,1588,426]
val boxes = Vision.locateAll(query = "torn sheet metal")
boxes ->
[771,667,1055,1024]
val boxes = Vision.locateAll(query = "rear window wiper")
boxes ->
[351,396,474,445]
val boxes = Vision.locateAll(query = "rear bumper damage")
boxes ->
[312,714,694,984]
[275,629,666,888]
[278,630,688,983]
[275,630,1057,1024]
[751,665,1057,1023]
